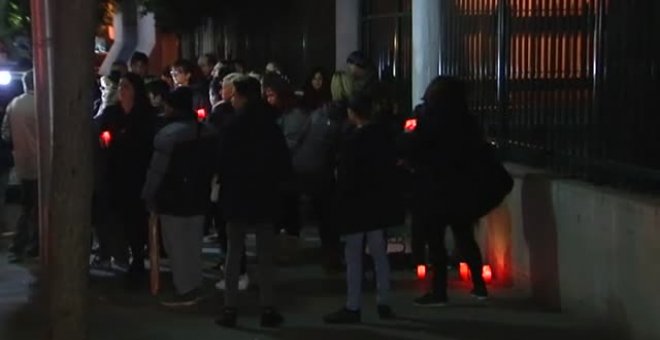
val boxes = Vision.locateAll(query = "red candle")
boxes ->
[101,130,112,147]
[416,264,427,280]
[459,262,471,281]
[196,108,207,121]
[482,265,493,284]
[404,118,418,133]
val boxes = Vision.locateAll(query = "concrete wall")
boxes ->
[482,164,660,340]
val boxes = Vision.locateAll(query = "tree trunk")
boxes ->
[45,0,96,338]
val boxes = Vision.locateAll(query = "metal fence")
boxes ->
[439,0,660,190]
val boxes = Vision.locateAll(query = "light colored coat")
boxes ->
[2,92,37,180]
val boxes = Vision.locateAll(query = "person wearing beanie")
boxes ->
[142,86,218,307]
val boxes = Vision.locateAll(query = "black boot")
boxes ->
[261,308,284,328]
[215,307,238,328]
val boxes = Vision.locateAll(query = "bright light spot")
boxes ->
[404,118,418,133]
[482,265,493,284]
[416,264,427,280]
[0,71,11,86]
[197,108,207,121]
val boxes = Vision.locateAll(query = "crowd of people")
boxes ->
[1,49,513,329]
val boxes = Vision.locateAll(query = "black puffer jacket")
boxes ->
[336,122,404,235]
[218,101,293,224]
[142,118,218,216]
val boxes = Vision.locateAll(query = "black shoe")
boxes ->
[261,308,284,328]
[215,308,238,328]
[414,293,449,307]
[471,286,489,300]
[377,305,395,320]
[324,307,361,324]
[160,289,202,308]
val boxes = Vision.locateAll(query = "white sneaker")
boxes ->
[215,274,250,291]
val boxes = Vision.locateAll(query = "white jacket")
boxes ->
[2,92,38,180]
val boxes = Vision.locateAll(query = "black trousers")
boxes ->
[11,180,39,255]
[277,192,301,237]
[211,202,247,274]
[114,199,148,268]
[413,212,485,297]
[307,182,339,253]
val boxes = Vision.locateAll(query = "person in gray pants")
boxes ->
[214,76,292,329]
[324,94,404,324]
[142,87,218,307]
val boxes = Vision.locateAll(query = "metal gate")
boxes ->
[440,0,660,190]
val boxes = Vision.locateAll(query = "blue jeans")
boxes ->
[344,229,391,311]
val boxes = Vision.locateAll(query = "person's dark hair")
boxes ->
[173,59,195,75]
[347,93,373,120]
[216,64,236,80]
[346,51,369,69]
[233,59,246,70]
[202,53,217,66]
[210,77,223,97]
[165,87,195,119]
[130,52,149,66]
[161,65,172,79]
[108,70,121,85]
[422,76,469,117]
[112,61,128,75]
[146,80,170,99]
[121,72,149,108]
[302,67,331,111]
[263,73,297,110]
[233,76,262,103]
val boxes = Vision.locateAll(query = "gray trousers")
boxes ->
[160,215,204,295]
[345,229,391,311]
[224,222,275,308]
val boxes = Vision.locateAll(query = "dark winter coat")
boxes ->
[336,122,404,235]
[400,105,513,223]
[95,103,156,206]
[142,117,218,216]
[218,101,293,224]
[209,101,236,133]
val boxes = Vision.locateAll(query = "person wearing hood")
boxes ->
[142,87,218,307]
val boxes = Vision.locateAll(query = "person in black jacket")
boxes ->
[324,94,403,325]
[208,72,250,292]
[95,73,156,282]
[215,76,291,329]
[142,87,218,307]
[401,76,501,306]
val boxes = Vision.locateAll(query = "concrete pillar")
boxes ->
[335,0,360,70]
[412,0,441,108]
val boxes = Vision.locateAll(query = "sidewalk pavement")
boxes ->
[0,232,615,340]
